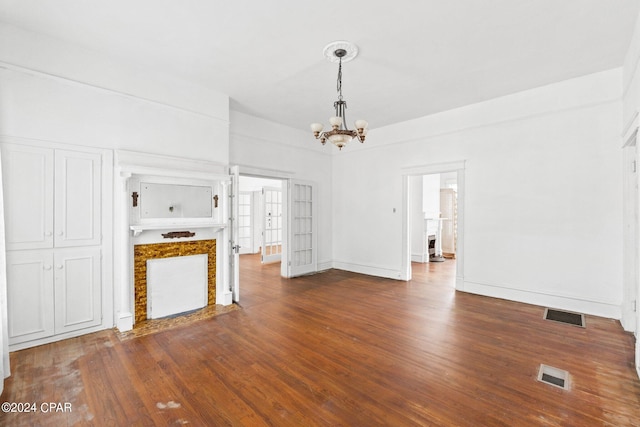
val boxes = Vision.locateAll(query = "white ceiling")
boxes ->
[0,0,639,131]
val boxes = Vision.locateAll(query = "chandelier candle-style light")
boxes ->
[311,41,368,150]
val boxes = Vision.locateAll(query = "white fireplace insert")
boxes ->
[146,254,208,319]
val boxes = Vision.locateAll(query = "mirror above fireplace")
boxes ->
[140,182,213,219]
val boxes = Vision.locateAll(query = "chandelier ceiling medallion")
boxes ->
[310,41,368,150]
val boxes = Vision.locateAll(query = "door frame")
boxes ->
[623,129,639,333]
[231,165,293,279]
[401,161,465,288]
[621,123,640,379]
[230,165,240,302]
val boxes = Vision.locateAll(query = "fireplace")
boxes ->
[114,150,233,333]
[134,240,217,323]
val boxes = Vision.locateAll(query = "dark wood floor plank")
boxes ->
[2,255,640,426]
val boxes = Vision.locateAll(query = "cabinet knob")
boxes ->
[56,265,63,270]
[56,231,64,236]
[44,265,52,271]
[45,231,53,237]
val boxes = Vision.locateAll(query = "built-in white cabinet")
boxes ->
[2,145,54,250]
[53,150,101,247]
[5,251,54,343]
[5,248,101,344]
[53,247,102,335]
[3,146,100,250]
[1,143,103,347]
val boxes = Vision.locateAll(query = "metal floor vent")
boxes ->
[544,308,585,328]
[537,364,570,390]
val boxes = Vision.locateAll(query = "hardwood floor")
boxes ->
[2,255,640,426]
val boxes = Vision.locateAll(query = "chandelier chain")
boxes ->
[337,57,343,101]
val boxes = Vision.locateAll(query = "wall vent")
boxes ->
[537,364,570,390]
[544,308,585,328]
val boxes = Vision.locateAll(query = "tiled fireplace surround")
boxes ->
[133,239,217,324]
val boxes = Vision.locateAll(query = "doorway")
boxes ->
[402,161,465,286]
[408,173,457,270]
[238,176,284,264]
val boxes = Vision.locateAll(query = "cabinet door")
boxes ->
[54,247,102,334]
[1,144,54,250]
[54,150,101,247]
[6,251,55,344]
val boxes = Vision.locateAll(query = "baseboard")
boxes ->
[318,260,333,271]
[463,279,621,319]
[332,261,404,281]
[117,312,134,332]
[9,324,111,352]
[411,253,429,263]
[218,291,233,306]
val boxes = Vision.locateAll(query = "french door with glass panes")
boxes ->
[237,191,253,255]
[261,187,282,263]
[286,180,317,276]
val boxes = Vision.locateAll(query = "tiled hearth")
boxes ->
[116,303,239,340]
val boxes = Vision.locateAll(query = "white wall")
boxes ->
[0,23,229,161]
[229,111,333,269]
[0,67,228,161]
[333,69,624,318]
[0,23,228,121]
[239,176,282,192]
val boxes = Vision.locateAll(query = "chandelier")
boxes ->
[310,41,368,150]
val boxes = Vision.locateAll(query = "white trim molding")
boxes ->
[402,160,466,176]
[332,261,404,281]
[463,279,622,320]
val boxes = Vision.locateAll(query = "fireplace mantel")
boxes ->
[130,222,227,237]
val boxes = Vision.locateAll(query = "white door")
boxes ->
[440,188,457,255]
[262,187,282,263]
[286,180,317,277]
[237,191,253,255]
[54,150,102,247]
[1,144,54,250]
[54,247,102,334]
[6,251,55,344]
[230,166,240,302]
